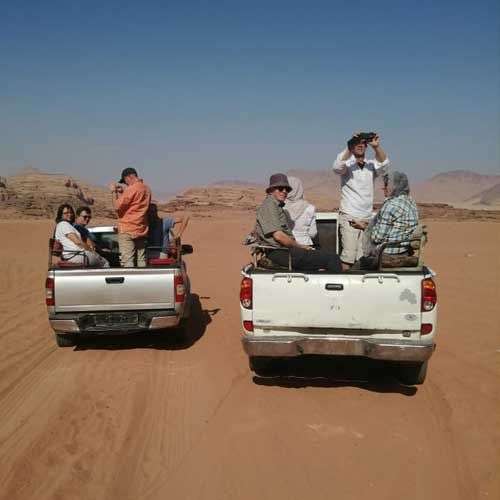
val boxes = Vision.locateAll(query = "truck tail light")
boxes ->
[240,277,253,309]
[174,274,185,303]
[45,277,55,306]
[421,323,433,335]
[243,320,254,332]
[421,278,437,312]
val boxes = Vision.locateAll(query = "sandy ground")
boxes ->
[0,215,498,500]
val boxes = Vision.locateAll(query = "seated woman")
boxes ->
[284,176,317,246]
[364,171,418,264]
[148,204,190,258]
[54,204,109,267]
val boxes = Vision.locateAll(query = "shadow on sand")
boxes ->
[74,294,219,351]
[252,356,418,396]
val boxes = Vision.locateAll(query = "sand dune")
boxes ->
[0,213,498,500]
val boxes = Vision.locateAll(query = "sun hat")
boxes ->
[266,173,292,193]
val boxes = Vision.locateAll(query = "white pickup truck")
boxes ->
[240,212,437,385]
[45,226,192,347]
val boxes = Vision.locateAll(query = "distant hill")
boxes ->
[412,170,500,204]
[465,182,500,207]
[0,169,115,219]
[160,169,500,214]
[2,167,499,220]
[159,184,263,212]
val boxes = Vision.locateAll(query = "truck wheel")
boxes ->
[397,360,428,385]
[174,318,188,339]
[249,356,276,376]
[55,333,76,348]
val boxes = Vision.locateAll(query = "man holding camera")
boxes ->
[109,167,152,267]
[333,132,390,270]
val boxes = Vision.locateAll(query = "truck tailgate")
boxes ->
[252,272,422,332]
[54,268,177,312]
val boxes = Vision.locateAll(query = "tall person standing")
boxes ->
[333,132,390,270]
[109,167,152,267]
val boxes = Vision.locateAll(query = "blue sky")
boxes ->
[1,0,499,193]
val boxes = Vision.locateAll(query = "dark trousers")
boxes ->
[267,248,342,273]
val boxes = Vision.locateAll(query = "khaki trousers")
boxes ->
[338,213,367,264]
[118,233,147,267]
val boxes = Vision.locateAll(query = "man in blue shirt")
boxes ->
[74,206,96,249]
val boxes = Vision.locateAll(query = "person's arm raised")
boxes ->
[109,182,132,214]
[332,148,350,175]
[368,133,388,163]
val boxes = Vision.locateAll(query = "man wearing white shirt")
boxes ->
[333,132,390,269]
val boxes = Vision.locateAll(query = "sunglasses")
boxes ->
[82,215,91,220]
[275,186,290,192]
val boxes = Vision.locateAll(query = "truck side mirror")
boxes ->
[181,244,193,255]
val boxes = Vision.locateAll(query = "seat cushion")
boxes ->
[148,257,176,265]
[57,261,84,268]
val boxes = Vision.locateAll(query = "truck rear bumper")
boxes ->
[242,335,435,362]
[50,311,180,334]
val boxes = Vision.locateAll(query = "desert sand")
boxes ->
[0,213,499,500]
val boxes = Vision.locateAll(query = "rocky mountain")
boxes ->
[0,168,116,219]
[465,182,500,207]
[2,167,499,221]
[159,184,263,213]
[412,170,500,204]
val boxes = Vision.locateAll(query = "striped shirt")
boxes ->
[371,194,419,254]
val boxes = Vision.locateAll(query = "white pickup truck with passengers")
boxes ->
[240,212,437,385]
[46,225,192,347]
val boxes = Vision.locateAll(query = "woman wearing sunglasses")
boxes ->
[54,204,109,267]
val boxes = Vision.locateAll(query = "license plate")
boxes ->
[94,313,139,326]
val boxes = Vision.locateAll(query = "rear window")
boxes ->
[91,232,119,252]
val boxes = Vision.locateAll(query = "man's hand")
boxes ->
[367,132,388,163]
[349,219,369,230]
[368,133,380,149]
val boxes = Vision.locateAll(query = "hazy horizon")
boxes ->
[1,1,499,192]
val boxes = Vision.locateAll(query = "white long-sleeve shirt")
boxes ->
[332,149,390,219]
[290,204,317,245]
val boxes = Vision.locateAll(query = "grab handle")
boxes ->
[105,277,125,284]
[325,283,344,291]
[272,273,309,283]
[361,274,400,284]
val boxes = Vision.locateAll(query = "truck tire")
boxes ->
[55,333,76,348]
[397,360,428,385]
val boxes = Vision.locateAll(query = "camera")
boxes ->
[357,132,376,143]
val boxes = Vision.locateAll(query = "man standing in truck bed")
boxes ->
[333,132,390,270]
[109,167,152,267]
